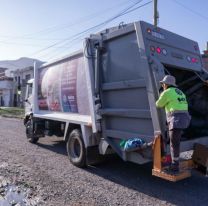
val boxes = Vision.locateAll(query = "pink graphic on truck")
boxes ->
[60,59,78,112]
[38,56,89,114]
[39,65,61,111]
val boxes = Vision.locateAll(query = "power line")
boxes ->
[0,1,142,68]
[39,38,81,61]
[172,0,208,21]
[43,0,153,62]
[0,41,73,48]
[30,0,143,56]
[31,0,152,58]
[0,0,152,65]
[25,0,139,37]
[0,0,144,59]
[120,1,152,16]
[0,0,137,42]
[0,36,64,41]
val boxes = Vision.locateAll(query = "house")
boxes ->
[0,68,7,78]
[12,66,34,107]
[0,75,14,106]
[0,57,44,107]
[0,67,14,106]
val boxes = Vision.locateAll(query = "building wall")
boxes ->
[13,67,33,85]
[0,68,7,78]
[13,66,34,107]
[1,89,12,106]
[202,54,208,71]
[0,79,14,89]
[0,80,14,106]
[203,58,208,70]
[202,43,208,71]
[0,63,38,107]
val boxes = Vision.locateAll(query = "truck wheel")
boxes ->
[26,119,39,144]
[66,129,86,168]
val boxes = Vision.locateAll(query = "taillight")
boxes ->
[150,46,155,52]
[191,58,197,63]
[147,28,151,34]
[187,56,198,63]
[156,47,161,54]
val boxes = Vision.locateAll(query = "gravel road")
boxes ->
[0,117,207,206]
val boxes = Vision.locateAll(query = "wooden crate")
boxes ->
[192,144,208,176]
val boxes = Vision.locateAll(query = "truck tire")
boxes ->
[66,129,86,168]
[26,119,39,144]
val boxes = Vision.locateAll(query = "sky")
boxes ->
[0,0,207,62]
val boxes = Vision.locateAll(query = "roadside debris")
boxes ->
[0,163,43,206]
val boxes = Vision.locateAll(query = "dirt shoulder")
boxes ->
[0,107,24,119]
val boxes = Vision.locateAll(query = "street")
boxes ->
[0,117,208,206]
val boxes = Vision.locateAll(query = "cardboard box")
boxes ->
[192,144,208,167]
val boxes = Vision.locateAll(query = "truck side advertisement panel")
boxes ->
[37,56,90,115]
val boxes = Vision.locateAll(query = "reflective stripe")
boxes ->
[167,110,189,116]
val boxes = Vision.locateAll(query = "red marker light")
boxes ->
[193,58,198,63]
[147,28,151,34]
[191,58,197,63]
[150,46,155,52]
[156,47,161,54]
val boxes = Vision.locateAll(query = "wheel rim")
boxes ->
[74,139,81,157]
[70,137,82,159]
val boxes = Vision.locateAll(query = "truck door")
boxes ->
[95,24,165,163]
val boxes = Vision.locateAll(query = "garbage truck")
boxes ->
[24,21,208,180]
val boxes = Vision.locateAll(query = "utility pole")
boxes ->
[154,0,159,27]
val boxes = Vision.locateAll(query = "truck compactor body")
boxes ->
[24,21,208,167]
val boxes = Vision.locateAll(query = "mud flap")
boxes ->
[86,146,105,166]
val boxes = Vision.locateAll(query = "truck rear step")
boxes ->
[152,135,192,182]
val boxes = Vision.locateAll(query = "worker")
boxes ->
[156,75,191,174]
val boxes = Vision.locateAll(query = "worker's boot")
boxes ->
[164,162,179,175]
[169,162,179,173]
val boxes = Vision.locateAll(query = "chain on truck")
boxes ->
[24,21,208,181]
